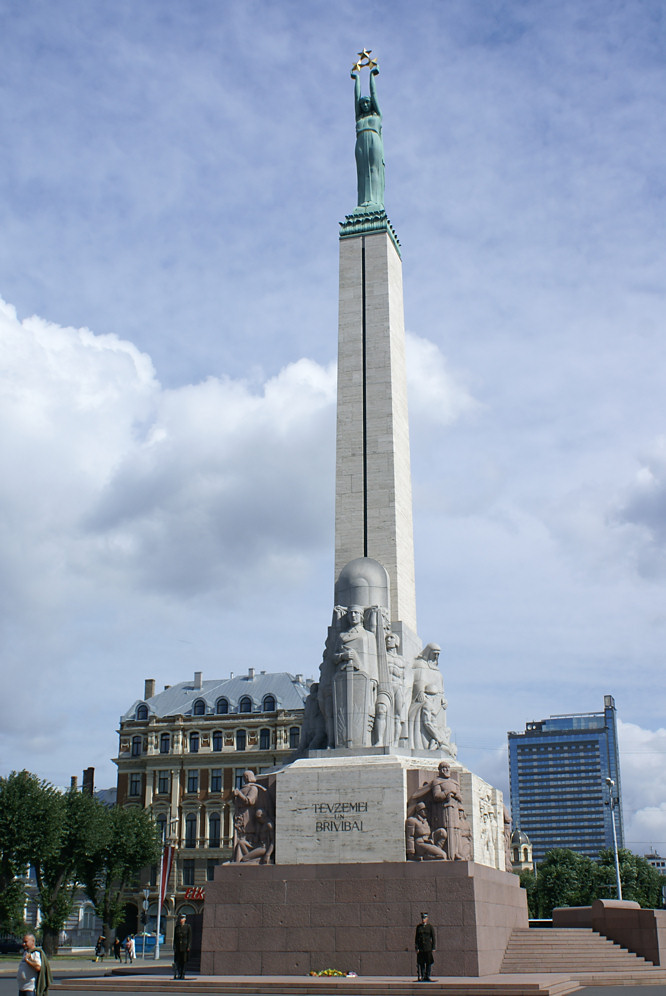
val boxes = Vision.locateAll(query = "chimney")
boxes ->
[145,678,156,700]
[70,776,78,790]
[164,684,171,691]
[248,668,255,679]
[230,671,234,679]
[82,767,94,796]
[194,671,203,690]
[295,674,304,683]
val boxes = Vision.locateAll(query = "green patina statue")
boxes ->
[351,54,384,210]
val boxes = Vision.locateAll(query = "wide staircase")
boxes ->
[501,927,666,984]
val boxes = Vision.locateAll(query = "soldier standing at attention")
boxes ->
[414,911,436,982]
[173,914,192,981]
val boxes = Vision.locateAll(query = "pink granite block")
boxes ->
[311,903,360,927]
[285,927,335,952]
[335,925,386,951]
[261,902,311,927]
[359,902,413,927]
[384,925,413,952]
[286,880,338,905]
[237,926,287,952]
[213,949,261,975]
[215,902,262,928]
[360,950,411,976]
[201,927,239,951]
[335,877,386,903]
[240,879,288,904]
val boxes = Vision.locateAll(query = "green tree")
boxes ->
[35,789,108,955]
[80,805,161,939]
[534,848,599,917]
[519,868,538,918]
[597,848,666,908]
[0,771,63,936]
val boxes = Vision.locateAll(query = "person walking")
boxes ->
[173,914,192,981]
[93,935,105,962]
[124,934,135,964]
[18,933,52,996]
[113,937,121,961]
[414,911,436,982]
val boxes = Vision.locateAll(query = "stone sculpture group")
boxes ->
[405,763,473,862]
[298,558,456,755]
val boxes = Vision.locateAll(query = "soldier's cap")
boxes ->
[420,912,428,918]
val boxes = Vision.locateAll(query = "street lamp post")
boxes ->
[141,889,150,959]
[606,777,622,901]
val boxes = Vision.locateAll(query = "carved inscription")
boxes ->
[313,801,367,833]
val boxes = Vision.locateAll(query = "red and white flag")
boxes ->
[159,845,174,908]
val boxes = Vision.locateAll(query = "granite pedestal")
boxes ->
[200,860,528,977]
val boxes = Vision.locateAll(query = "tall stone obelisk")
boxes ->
[335,57,417,643]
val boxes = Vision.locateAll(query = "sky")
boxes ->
[1,0,665,857]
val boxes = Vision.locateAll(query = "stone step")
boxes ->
[501,927,655,975]
[50,974,582,996]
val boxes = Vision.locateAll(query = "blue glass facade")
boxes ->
[508,694,624,863]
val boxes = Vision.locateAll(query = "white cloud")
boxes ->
[618,720,666,855]
[406,332,478,427]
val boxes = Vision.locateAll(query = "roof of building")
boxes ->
[121,670,311,721]
[511,828,531,845]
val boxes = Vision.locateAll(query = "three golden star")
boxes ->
[352,48,377,72]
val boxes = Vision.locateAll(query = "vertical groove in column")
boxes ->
[361,237,368,558]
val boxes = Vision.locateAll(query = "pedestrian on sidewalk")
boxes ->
[18,933,53,996]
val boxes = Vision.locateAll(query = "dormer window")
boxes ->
[239,696,252,714]
[136,704,148,721]
[262,694,276,712]
[193,699,206,716]
[216,697,229,715]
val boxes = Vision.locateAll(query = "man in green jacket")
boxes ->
[18,934,53,996]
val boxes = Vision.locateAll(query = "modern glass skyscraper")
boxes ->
[508,694,624,863]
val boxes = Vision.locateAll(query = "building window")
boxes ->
[216,697,229,715]
[185,813,197,848]
[131,736,142,757]
[158,771,170,795]
[262,695,276,712]
[239,696,252,714]
[136,704,148,721]
[234,768,247,789]
[129,774,141,797]
[289,726,300,750]
[187,770,199,794]
[156,814,167,840]
[182,859,195,886]
[207,859,219,882]
[149,864,157,887]
[210,768,222,793]
[190,731,200,753]
[212,730,223,752]
[193,699,206,716]
[259,728,270,751]
[208,812,221,848]
[159,732,170,754]
[236,729,247,751]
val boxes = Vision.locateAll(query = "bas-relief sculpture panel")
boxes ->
[406,763,473,862]
[299,557,456,757]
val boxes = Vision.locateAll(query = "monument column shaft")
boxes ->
[335,230,417,632]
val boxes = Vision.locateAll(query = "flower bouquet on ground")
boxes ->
[309,968,346,976]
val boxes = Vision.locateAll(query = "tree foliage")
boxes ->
[79,805,161,937]
[0,770,160,954]
[528,847,666,918]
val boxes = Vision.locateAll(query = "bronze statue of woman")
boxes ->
[351,65,385,210]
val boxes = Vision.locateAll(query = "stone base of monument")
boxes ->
[200,860,528,977]
[275,750,505,868]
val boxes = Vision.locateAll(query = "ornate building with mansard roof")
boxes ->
[114,669,308,939]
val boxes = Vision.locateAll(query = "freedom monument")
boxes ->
[201,53,527,977]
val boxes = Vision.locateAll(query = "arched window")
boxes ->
[239,696,252,714]
[185,814,197,849]
[160,732,170,754]
[193,699,206,716]
[208,812,221,848]
[156,813,167,841]
[259,728,270,751]
[212,730,223,752]
[131,736,142,757]
[262,694,276,712]
[189,732,199,753]
[216,697,229,715]
[236,729,247,751]
[136,704,148,721]
[289,726,300,749]
[82,905,95,930]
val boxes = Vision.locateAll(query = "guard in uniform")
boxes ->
[414,911,436,982]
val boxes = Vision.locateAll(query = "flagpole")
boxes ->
[154,824,166,961]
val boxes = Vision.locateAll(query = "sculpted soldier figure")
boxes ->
[405,802,447,861]
[407,762,468,862]
[231,770,273,863]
